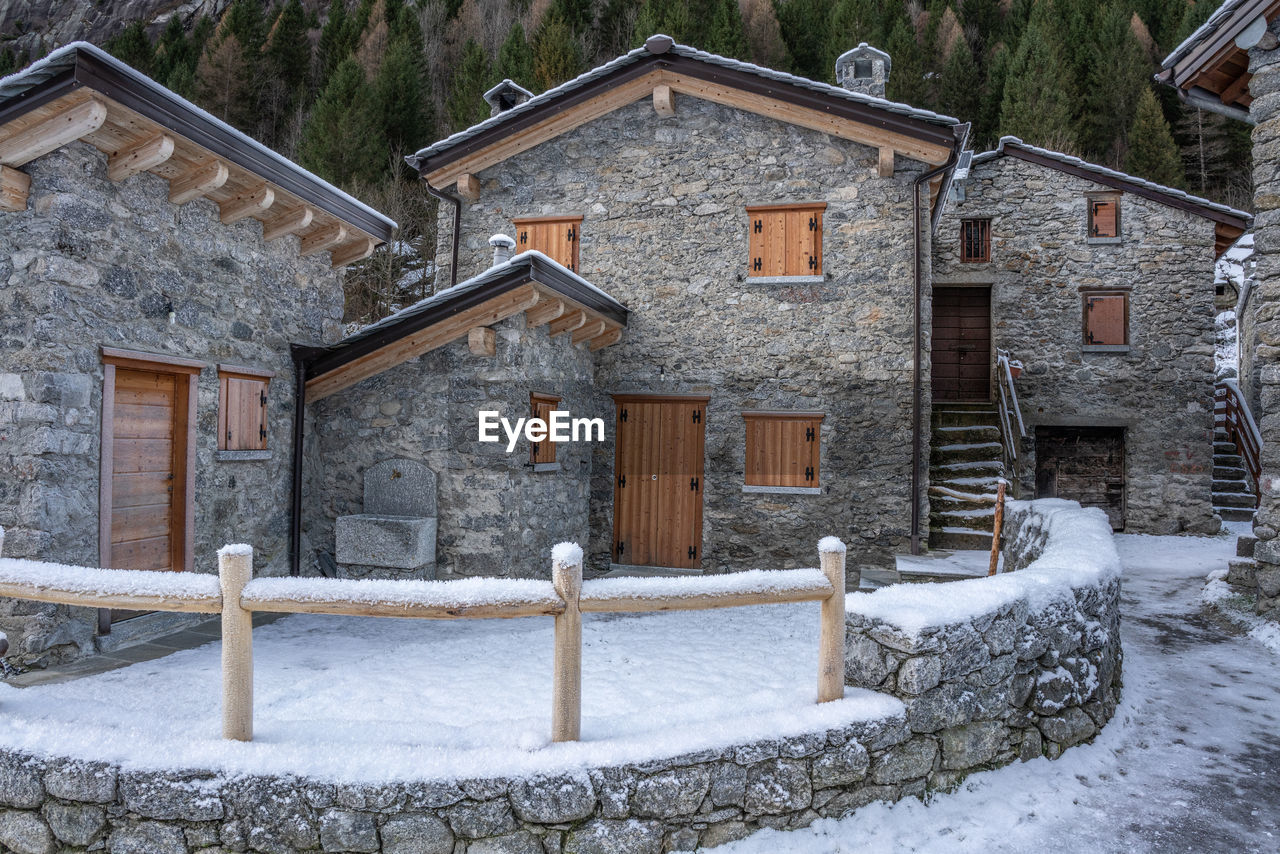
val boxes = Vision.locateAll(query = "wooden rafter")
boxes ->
[301,222,349,256]
[107,132,174,182]
[549,309,587,337]
[571,319,607,345]
[588,328,624,351]
[262,205,315,241]
[526,297,567,327]
[0,97,108,167]
[168,159,229,204]
[653,84,676,117]
[330,236,377,268]
[878,147,894,178]
[0,164,30,212]
[457,173,481,202]
[220,184,275,224]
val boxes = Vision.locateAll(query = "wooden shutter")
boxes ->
[1083,293,1128,346]
[746,203,824,277]
[1089,199,1118,238]
[513,216,581,272]
[530,392,561,464]
[218,367,272,451]
[743,413,822,487]
[960,219,990,262]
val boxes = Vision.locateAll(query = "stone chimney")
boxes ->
[483,79,535,117]
[835,43,891,99]
[490,234,516,266]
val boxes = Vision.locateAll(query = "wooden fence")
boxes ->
[0,533,846,744]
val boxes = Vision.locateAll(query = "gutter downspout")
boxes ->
[910,131,966,556]
[426,180,463,288]
[288,348,307,576]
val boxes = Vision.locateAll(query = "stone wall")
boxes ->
[843,498,1123,773]
[934,154,1220,534]
[0,142,345,664]
[434,95,934,571]
[303,312,599,580]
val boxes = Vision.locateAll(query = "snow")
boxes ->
[715,530,1280,853]
[0,604,900,783]
[849,500,1118,633]
[1216,309,1238,380]
[1201,568,1280,656]
[580,568,830,603]
[242,575,559,609]
[818,536,846,555]
[217,544,253,558]
[551,542,584,565]
[0,557,220,601]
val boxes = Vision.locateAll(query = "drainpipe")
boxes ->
[288,349,307,576]
[426,180,463,288]
[910,134,966,556]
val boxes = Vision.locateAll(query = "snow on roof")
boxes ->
[1161,0,1247,69]
[971,136,1251,223]
[409,36,960,167]
[0,42,397,233]
[483,78,534,101]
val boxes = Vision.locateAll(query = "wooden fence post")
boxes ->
[988,480,1006,576]
[551,543,583,743]
[218,544,254,742]
[817,537,847,703]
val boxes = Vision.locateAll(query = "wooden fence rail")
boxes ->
[0,530,847,745]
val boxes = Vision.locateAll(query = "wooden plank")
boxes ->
[457,173,481,202]
[653,84,676,117]
[588,327,623,351]
[113,438,175,474]
[107,132,175,182]
[878,147,894,178]
[549,309,587,337]
[0,164,30,212]
[551,549,582,742]
[571,319,606,345]
[101,347,205,373]
[0,97,108,167]
[0,580,220,613]
[111,504,172,542]
[220,184,275,224]
[331,237,377,268]
[110,535,172,571]
[168,159,229,204]
[262,205,315,241]
[114,403,175,439]
[579,584,831,613]
[526,297,567,327]
[240,594,566,620]
[111,472,173,508]
[817,544,846,701]
[99,362,116,572]
[220,547,254,741]
[300,221,348,256]
[468,326,497,356]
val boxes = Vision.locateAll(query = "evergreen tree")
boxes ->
[825,0,888,75]
[318,0,354,83]
[773,0,833,79]
[937,34,979,124]
[265,0,311,94]
[1079,1,1150,164]
[884,16,926,106]
[533,13,585,90]
[153,16,195,83]
[0,49,17,77]
[976,41,1010,148]
[999,4,1077,151]
[497,22,536,89]
[375,38,433,159]
[299,57,385,185]
[706,0,749,58]
[447,39,494,132]
[1126,87,1185,187]
[632,0,692,47]
[104,21,155,75]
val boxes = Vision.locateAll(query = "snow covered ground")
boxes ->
[716,531,1280,853]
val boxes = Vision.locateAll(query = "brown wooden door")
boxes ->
[1034,426,1125,530]
[932,287,992,402]
[613,397,706,569]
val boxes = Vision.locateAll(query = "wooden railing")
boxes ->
[1216,379,1262,505]
[0,532,847,745]
[995,349,1027,471]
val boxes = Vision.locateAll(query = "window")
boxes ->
[530,392,561,467]
[1082,291,1128,350]
[1087,196,1120,241]
[960,218,990,262]
[513,216,582,272]
[742,412,823,489]
[218,366,273,452]
[746,203,825,278]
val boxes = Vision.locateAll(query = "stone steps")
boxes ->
[930,441,1005,464]
[928,526,994,550]
[1213,491,1258,508]
[1217,507,1257,522]
[1213,479,1251,493]
[928,406,1003,550]
[1215,464,1247,481]
[1212,428,1256,522]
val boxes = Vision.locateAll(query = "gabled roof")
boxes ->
[298,251,628,401]
[408,35,966,187]
[972,137,1252,234]
[0,42,395,262]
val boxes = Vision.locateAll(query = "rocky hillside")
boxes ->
[0,0,230,57]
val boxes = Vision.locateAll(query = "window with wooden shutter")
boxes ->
[960,218,990,262]
[1082,292,1129,349]
[1087,197,1120,240]
[217,366,273,451]
[742,412,823,488]
[513,216,582,272]
[746,203,825,278]
[530,392,561,466]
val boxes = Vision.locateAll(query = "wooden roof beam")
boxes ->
[878,147,894,178]
[0,97,108,167]
[0,164,30,212]
[457,173,481,202]
[1221,70,1253,106]
[549,309,587,337]
[220,184,275,225]
[301,222,348,256]
[653,84,676,117]
[526,296,568,327]
[571,318,607,345]
[330,236,377,268]
[107,132,174,182]
[468,326,496,356]
[262,205,315,241]
[169,159,229,204]
[588,327,624,351]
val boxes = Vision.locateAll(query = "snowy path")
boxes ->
[717,532,1280,853]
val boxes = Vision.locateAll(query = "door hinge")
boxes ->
[617,540,624,556]
[260,390,268,406]
[752,257,762,272]
[692,409,701,424]
[259,425,267,441]
[808,256,818,271]
[567,226,576,242]
[518,230,527,245]
[690,477,699,491]
[226,429,232,444]
[618,474,625,487]
[688,546,697,560]
[809,215,818,231]
[620,408,628,422]
[805,466,814,482]
[806,426,815,441]
[753,219,762,234]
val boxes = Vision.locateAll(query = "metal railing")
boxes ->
[995,349,1027,471]
[1215,379,1262,506]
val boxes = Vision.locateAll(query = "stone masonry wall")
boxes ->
[435,95,934,572]
[842,499,1123,775]
[933,155,1220,534]
[304,312,599,580]
[0,142,345,664]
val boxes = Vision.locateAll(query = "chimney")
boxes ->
[490,234,516,266]
[483,79,534,117]
[835,43,891,99]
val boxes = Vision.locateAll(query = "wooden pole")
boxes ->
[817,538,846,703]
[988,480,1006,576]
[551,544,583,742]
[218,544,254,742]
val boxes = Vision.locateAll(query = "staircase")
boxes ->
[1213,429,1257,522]
[928,405,1005,550]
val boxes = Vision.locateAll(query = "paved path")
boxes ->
[718,532,1280,853]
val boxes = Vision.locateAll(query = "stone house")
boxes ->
[0,43,395,663]
[932,137,1249,537]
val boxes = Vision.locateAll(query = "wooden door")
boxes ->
[932,287,992,402]
[612,397,706,569]
[1035,426,1126,530]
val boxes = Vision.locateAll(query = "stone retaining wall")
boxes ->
[0,500,1122,853]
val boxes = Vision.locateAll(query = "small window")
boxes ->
[743,412,823,488]
[1087,196,1120,241]
[746,203,825,278]
[1082,292,1129,349]
[514,216,581,272]
[218,366,273,451]
[530,392,561,466]
[960,218,990,263]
